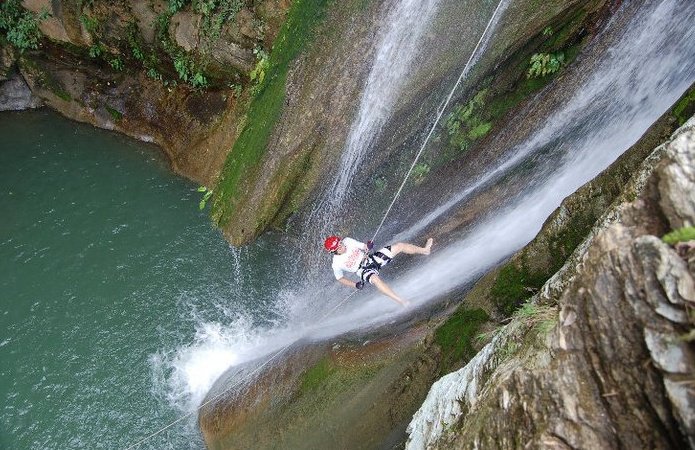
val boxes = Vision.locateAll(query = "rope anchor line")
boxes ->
[124,1,505,447]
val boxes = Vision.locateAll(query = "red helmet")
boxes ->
[324,235,341,252]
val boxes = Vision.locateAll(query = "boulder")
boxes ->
[0,72,43,110]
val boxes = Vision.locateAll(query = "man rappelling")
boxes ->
[323,235,433,307]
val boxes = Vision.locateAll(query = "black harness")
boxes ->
[359,251,391,270]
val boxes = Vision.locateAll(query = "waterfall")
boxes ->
[292,0,695,338]
[393,0,695,242]
[307,0,442,236]
[167,0,695,430]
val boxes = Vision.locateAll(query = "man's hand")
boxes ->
[355,281,365,290]
[366,240,374,250]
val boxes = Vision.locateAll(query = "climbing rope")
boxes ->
[371,0,508,242]
[124,0,505,447]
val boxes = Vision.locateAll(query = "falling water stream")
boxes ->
[1,0,694,448]
[308,0,442,236]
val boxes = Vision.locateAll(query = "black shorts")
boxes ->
[357,246,394,284]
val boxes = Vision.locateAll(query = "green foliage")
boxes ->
[468,121,492,140]
[0,0,49,53]
[542,26,553,36]
[191,71,208,88]
[79,13,100,34]
[88,43,105,58]
[131,46,144,61]
[168,0,190,13]
[444,89,492,154]
[173,53,208,87]
[300,357,335,394]
[197,186,214,210]
[127,23,145,61]
[213,0,333,227]
[513,300,557,336]
[250,48,270,90]
[173,55,190,80]
[193,0,218,16]
[527,52,565,78]
[663,227,695,245]
[200,0,244,40]
[435,307,489,371]
[147,68,163,81]
[109,56,124,71]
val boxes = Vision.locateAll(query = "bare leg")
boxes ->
[370,275,409,307]
[390,238,433,256]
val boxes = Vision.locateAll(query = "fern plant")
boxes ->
[527,52,565,78]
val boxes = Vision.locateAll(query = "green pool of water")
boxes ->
[0,109,283,449]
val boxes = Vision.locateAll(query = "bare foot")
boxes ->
[423,238,433,255]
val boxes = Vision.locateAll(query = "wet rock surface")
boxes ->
[6,0,290,185]
[0,72,43,111]
[199,325,441,450]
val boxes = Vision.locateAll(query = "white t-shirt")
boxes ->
[332,237,367,280]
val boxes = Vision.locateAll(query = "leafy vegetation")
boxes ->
[200,0,245,39]
[434,11,589,168]
[212,0,333,227]
[168,0,190,14]
[444,89,492,154]
[109,56,124,71]
[527,52,565,78]
[663,227,695,245]
[79,13,100,34]
[513,300,556,335]
[197,186,214,210]
[249,47,270,94]
[435,307,489,372]
[88,43,105,58]
[0,0,48,53]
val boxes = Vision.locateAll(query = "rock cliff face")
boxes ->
[1,0,290,185]
[406,117,695,449]
[213,0,615,245]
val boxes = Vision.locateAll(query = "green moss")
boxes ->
[490,264,547,317]
[212,0,333,228]
[673,85,695,126]
[435,307,489,371]
[300,356,336,394]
